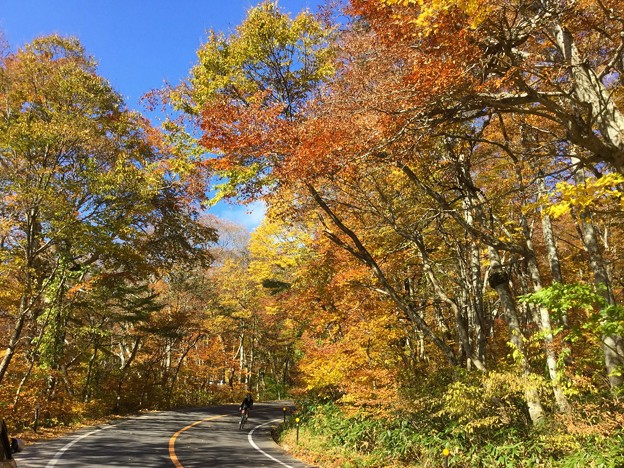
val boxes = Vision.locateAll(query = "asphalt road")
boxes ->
[14,402,312,467]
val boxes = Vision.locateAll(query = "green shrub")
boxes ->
[282,393,624,467]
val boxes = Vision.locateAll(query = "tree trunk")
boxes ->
[462,198,490,367]
[414,232,487,372]
[488,247,546,425]
[524,253,570,413]
[83,341,99,403]
[12,355,35,409]
[0,208,47,384]
[115,335,141,412]
[238,334,245,385]
[510,160,570,413]
[572,157,624,389]
[551,20,624,170]
[307,183,459,366]
[0,302,29,385]
[168,334,203,406]
[537,171,564,285]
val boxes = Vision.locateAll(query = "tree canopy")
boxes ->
[3,1,624,465]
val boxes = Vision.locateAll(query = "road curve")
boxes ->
[15,402,312,467]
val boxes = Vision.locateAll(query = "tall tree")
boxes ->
[0,35,215,389]
[351,0,624,170]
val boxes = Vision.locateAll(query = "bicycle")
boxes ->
[239,408,249,430]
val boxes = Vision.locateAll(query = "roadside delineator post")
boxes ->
[283,407,287,423]
[295,417,300,444]
[442,448,450,467]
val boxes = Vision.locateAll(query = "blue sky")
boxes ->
[0,0,323,230]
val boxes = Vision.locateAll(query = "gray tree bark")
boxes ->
[551,21,624,170]
[571,157,624,389]
[488,248,546,424]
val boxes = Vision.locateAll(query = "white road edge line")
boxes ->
[46,425,112,467]
[248,418,294,468]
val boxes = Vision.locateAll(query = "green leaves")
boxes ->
[519,282,601,317]
[0,34,216,393]
[191,1,335,113]
[520,282,624,344]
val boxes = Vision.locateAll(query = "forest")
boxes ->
[1,0,624,466]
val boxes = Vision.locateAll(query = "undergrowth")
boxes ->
[277,371,624,467]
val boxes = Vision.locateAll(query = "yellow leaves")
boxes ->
[301,346,347,390]
[248,216,311,295]
[547,200,572,219]
[0,216,14,239]
[298,299,402,404]
[264,305,280,316]
[545,172,624,219]
[190,0,333,108]
[440,370,548,436]
[380,0,491,34]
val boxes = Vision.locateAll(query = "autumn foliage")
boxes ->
[2,0,624,465]
[174,0,624,464]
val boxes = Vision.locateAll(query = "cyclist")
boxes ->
[238,393,254,430]
[239,393,254,416]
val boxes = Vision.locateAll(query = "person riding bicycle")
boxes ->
[239,393,254,416]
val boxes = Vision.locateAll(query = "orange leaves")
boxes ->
[66,279,95,299]
[197,94,299,202]
[200,94,292,161]
[157,1,336,204]
[284,112,353,181]
[350,0,492,43]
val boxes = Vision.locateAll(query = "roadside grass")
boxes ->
[276,400,624,468]
[278,425,392,467]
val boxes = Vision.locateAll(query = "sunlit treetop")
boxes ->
[190,0,335,118]
[380,0,488,31]
[350,0,491,39]
[169,1,337,204]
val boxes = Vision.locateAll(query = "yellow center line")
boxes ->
[168,413,230,468]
